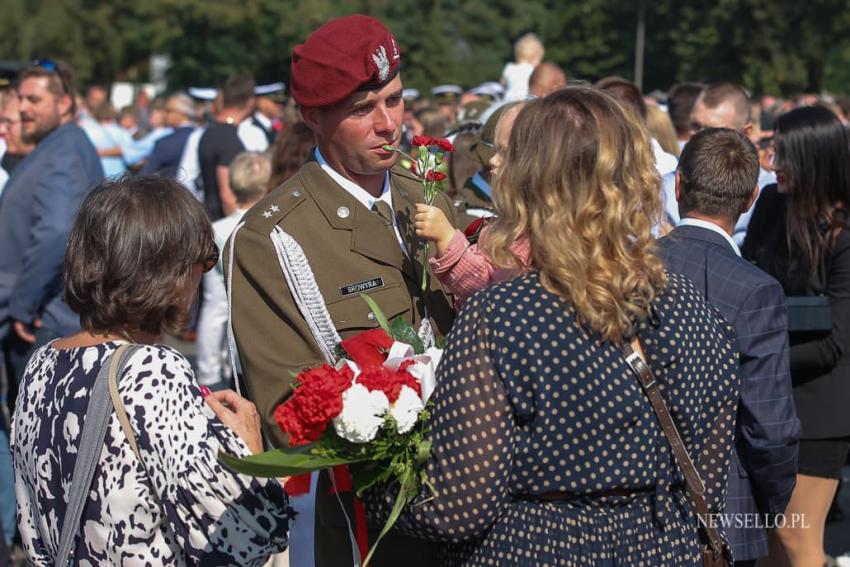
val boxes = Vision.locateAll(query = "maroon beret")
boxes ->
[291,15,401,108]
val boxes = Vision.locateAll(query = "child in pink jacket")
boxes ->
[416,100,532,305]
[414,205,531,306]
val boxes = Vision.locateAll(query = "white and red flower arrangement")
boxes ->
[383,136,455,290]
[220,295,442,565]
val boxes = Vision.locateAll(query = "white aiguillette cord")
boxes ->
[226,223,361,566]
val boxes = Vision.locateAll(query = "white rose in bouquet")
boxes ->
[390,385,425,434]
[332,384,389,443]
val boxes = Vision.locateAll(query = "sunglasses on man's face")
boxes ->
[203,245,220,273]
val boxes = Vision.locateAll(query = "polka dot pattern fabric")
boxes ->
[365,271,740,566]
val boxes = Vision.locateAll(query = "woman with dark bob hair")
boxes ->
[12,176,293,565]
[743,105,850,567]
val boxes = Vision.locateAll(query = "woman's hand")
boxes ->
[203,388,264,455]
[415,204,455,255]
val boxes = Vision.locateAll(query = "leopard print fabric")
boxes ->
[12,341,293,566]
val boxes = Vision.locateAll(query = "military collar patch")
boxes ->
[340,277,385,296]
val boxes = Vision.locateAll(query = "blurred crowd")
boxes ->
[0,27,849,567]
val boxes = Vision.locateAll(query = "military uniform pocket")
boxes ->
[327,283,411,336]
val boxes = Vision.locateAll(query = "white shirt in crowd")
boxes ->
[176,126,206,201]
[238,118,269,152]
[196,208,248,386]
[501,62,535,101]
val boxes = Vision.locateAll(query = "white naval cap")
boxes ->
[431,84,464,97]
[187,87,218,101]
[255,82,286,96]
[470,81,505,98]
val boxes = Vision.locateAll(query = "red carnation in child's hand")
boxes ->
[411,135,436,147]
[425,170,447,182]
[434,138,455,152]
[274,364,354,446]
[340,328,394,369]
[356,364,421,403]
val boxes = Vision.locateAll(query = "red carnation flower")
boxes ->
[425,170,447,182]
[274,364,354,446]
[283,473,312,496]
[411,135,436,147]
[340,328,394,369]
[434,138,455,152]
[356,364,421,403]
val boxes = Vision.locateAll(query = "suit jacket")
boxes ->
[139,125,195,177]
[743,185,850,438]
[226,158,455,567]
[0,122,103,337]
[658,224,800,562]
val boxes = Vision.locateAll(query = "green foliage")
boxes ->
[2,0,850,95]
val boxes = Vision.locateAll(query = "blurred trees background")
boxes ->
[1,0,849,95]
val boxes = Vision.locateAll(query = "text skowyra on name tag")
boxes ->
[340,277,385,296]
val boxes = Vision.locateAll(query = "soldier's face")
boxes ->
[306,75,404,183]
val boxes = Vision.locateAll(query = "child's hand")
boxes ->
[415,204,455,255]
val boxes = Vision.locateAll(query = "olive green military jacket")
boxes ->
[225,159,456,449]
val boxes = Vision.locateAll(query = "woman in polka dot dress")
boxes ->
[365,87,741,566]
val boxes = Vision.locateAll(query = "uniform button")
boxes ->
[367,312,377,322]
[292,190,301,197]
[337,206,350,219]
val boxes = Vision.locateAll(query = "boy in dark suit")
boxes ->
[658,128,801,566]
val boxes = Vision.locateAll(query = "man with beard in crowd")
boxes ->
[0,60,102,385]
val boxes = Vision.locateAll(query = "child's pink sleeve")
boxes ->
[429,229,531,305]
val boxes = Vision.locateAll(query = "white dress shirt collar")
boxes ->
[315,148,406,253]
[679,217,741,257]
[315,147,392,211]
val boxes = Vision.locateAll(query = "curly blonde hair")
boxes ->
[483,86,667,344]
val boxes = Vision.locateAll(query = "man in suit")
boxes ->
[658,128,800,566]
[226,15,454,567]
[0,60,103,384]
[139,92,197,177]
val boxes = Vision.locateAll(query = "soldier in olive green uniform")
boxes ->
[225,15,453,567]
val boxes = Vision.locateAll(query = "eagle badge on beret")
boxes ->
[372,45,390,82]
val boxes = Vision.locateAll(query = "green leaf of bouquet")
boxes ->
[359,293,391,335]
[389,316,424,354]
[362,467,418,567]
[218,445,369,478]
[351,460,395,497]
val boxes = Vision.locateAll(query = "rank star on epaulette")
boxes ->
[262,210,272,218]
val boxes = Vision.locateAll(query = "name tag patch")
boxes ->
[340,277,385,296]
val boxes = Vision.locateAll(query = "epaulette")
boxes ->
[244,184,307,230]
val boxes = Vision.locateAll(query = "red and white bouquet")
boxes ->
[220,296,442,565]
